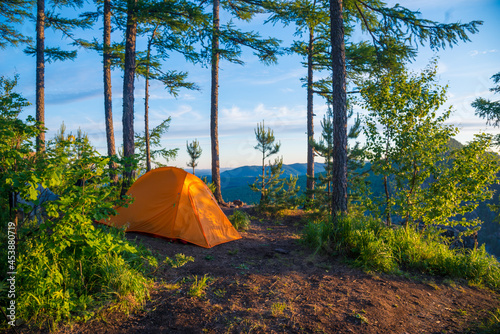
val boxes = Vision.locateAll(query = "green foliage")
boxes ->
[472,72,500,127]
[186,139,202,174]
[472,72,500,226]
[0,79,184,330]
[309,103,370,212]
[271,302,287,317]
[302,213,500,290]
[360,61,500,227]
[476,308,500,334]
[254,120,280,170]
[250,122,300,213]
[134,117,178,172]
[0,0,33,48]
[7,131,152,329]
[201,176,216,194]
[228,209,250,231]
[188,275,210,298]
[249,157,301,214]
[163,253,194,269]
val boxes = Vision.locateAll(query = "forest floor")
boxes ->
[58,208,499,333]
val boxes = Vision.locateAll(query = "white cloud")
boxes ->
[221,105,246,121]
[469,49,498,57]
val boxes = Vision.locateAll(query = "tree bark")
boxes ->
[121,0,137,195]
[145,35,153,173]
[306,26,315,199]
[210,0,224,205]
[383,175,391,225]
[103,0,118,183]
[36,0,45,153]
[261,149,265,202]
[329,0,348,217]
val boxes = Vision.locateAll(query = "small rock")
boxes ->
[233,199,245,207]
[274,248,290,254]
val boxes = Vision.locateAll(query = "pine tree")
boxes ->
[328,0,483,217]
[266,0,403,203]
[201,0,281,205]
[0,0,33,48]
[135,21,199,173]
[266,0,329,200]
[72,0,120,183]
[134,117,178,173]
[329,0,347,217]
[103,0,118,182]
[25,0,92,153]
[121,0,138,195]
[310,103,365,212]
[186,139,202,175]
[472,72,500,129]
[253,121,280,202]
[119,0,204,192]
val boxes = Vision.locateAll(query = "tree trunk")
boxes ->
[261,150,265,202]
[306,26,315,199]
[384,139,391,225]
[210,0,224,205]
[383,175,391,226]
[192,166,195,175]
[103,0,118,183]
[36,0,45,153]
[121,0,137,196]
[145,36,152,172]
[329,0,348,217]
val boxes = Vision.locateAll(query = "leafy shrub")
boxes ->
[201,176,216,194]
[5,133,155,330]
[0,79,185,330]
[302,213,500,290]
[229,209,250,231]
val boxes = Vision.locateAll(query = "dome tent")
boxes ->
[100,167,241,248]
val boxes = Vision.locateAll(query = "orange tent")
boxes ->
[100,167,241,248]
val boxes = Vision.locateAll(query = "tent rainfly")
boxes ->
[100,167,241,248]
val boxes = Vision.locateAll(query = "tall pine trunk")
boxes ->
[306,26,315,199]
[103,0,118,182]
[144,35,153,172]
[36,0,45,153]
[210,0,224,204]
[121,0,137,196]
[329,0,348,217]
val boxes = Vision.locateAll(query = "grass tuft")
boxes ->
[188,275,210,298]
[301,213,500,290]
[228,209,251,231]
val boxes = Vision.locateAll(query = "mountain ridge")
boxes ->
[185,162,326,178]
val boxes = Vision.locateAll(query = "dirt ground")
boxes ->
[55,209,500,333]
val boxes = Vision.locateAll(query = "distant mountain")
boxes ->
[183,168,231,177]
[220,162,325,178]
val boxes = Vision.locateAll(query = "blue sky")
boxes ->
[1,0,499,170]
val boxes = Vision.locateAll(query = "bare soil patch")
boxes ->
[54,209,500,333]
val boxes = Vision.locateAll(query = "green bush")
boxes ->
[228,209,250,231]
[302,213,500,290]
[0,79,154,330]
[16,225,152,329]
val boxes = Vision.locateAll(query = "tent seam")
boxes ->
[170,170,188,237]
[188,184,211,248]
